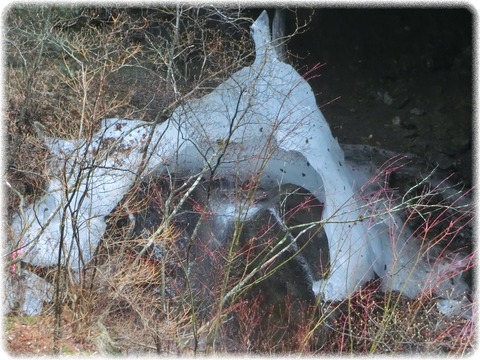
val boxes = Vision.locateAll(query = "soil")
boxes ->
[4,311,97,356]
[286,8,473,187]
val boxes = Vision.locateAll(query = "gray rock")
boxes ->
[391,116,401,126]
[380,90,409,109]
[382,91,393,106]
[410,107,425,116]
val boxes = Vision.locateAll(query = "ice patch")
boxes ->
[10,11,471,316]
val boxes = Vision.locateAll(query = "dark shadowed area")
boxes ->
[273,7,472,186]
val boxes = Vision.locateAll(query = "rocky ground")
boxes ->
[287,8,473,187]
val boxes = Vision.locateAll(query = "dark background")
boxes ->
[253,7,473,186]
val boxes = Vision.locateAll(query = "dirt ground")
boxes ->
[288,8,473,186]
[4,311,97,355]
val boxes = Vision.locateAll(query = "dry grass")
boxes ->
[322,280,475,354]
